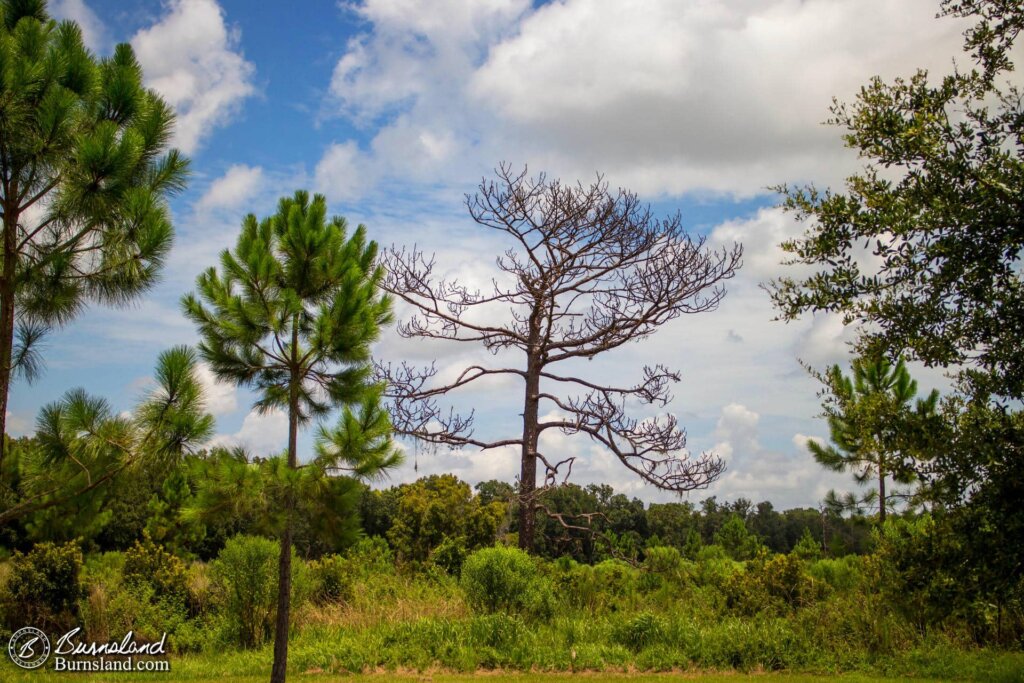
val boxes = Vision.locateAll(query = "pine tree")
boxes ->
[0,0,189,465]
[182,190,399,683]
[808,356,939,523]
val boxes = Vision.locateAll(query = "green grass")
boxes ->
[2,647,1022,683]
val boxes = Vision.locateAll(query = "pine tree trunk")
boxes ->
[270,325,300,683]
[878,456,886,524]
[0,207,19,469]
[518,318,542,553]
[518,357,540,552]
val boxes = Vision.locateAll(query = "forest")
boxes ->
[0,0,1023,681]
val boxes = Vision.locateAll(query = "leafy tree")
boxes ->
[380,165,741,551]
[768,0,1023,401]
[713,513,761,561]
[807,355,939,522]
[386,474,505,566]
[0,0,188,463]
[0,346,212,527]
[182,190,399,683]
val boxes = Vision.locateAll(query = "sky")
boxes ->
[11,0,988,510]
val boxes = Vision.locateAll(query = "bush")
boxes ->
[212,535,308,648]
[613,611,666,651]
[309,554,354,605]
[123,536,189,603]
[3,541,83,632]
[431,535,468,575]
[461,546,551,619]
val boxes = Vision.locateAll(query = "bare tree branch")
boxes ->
[378,164,742,550]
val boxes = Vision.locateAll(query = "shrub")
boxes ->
[346,536,394,578]
[613,611,667,651]
[431,535,468,576]
[308,554,354,604]
[4,541,83,632]
[123,536,189,603]
[211,535,308,648]
[461,546,551,618]
[808,555,863,592]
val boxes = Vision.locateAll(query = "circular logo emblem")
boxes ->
[8,627,50,669]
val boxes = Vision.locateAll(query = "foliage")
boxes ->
[0,0,189,458]
[123,535,189,603]
[387,474,504,566]
[461,546,551,619]
[308,554,354,605]
[0,346,213,528]
[807,355,939,521]
[183,190,399,681]
[3,540,82,632]
[790,528,821,561]
[768,1,1024,403]
[211,535,310,649]
[714,514,761,561]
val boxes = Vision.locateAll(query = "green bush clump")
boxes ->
[123,535,189,602]
[461,546,552,619]
[3,541,83,632]
[808,555,863,592]
[431,535,468,575]
[211,535,309,648]
[613,611,667,651]
[309,554,354,604]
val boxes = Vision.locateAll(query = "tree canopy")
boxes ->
[768,0,1024,402]
[0,0,188,463]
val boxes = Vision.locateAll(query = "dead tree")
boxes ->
[379,165,742,551]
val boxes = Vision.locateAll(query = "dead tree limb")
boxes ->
[378,164,742,551]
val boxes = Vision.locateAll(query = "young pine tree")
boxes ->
[182,191,400,683]
[808,355,939,523]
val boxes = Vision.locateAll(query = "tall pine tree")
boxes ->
[0,0,188,465]
[183,191,399,683]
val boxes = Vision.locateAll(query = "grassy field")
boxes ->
[0,667,937,683]
[2,649,1023,683]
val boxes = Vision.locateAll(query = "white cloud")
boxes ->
[314,141,373,202]
[6,410,31,438]
[194,363,237,417]
[793,433,825,452]
[132,0,256,154]
[210,408,287,457]
[49,0,107,52]
[195,164,264,213]
[322,0,974,199]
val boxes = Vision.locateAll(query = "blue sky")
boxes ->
[12,0,983,508]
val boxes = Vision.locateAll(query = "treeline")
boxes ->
[1,440,871,564]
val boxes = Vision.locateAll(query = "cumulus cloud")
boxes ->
[195,164,264,213]
[314,142,373,202]
[322,0,971,199]
[194,363,237,417]
[132,0,256,154]
[210,408,288,457]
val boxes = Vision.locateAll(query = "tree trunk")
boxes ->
[518,340,542,552]
[270,325,300,683]
[878,456,886,524]
[516,313,540,552]
[0,208,19,469]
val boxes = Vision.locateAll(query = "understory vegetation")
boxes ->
[0,473,1021,678]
